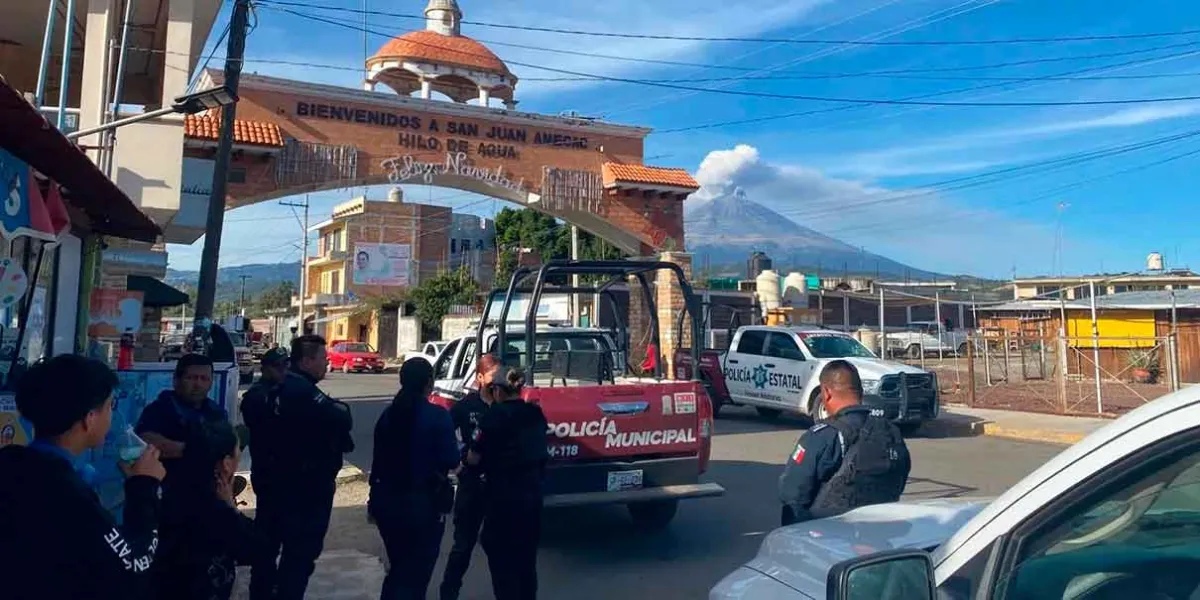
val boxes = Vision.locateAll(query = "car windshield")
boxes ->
[342,343,374,353]
[802,334,876,359]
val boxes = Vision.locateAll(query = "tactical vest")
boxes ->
[810,415,909,518]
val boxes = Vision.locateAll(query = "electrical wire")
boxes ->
[254,0,1200,47]
[266,7,1200,109]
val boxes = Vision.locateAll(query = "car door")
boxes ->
[935,424,1200,600]
[762,331,811,410]
[725,329,768,405]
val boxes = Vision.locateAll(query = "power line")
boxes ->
[255,0,1200,47]
[657,40,1200,133]
[265,8,1200,109]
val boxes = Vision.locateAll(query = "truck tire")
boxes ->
[906,344,922,359]
[628,499,678,530]
[957,342,968,356]
[755,407,781,419]
[809,388,828,421]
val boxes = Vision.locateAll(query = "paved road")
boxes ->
[319,373,1065,599]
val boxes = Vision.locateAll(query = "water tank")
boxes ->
[1147,252,1164,271]
[386,187,404,203]
[783,272,808,306]
[756,269,781,314]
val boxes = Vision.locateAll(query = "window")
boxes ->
[765,332,805,361]
[802,335,876,359]
[451,239,458,254]
[461,238,471,253]
[434,338,461,380]
[330,270,341,294]
[995,438,1200,599]
[736,330,767,355]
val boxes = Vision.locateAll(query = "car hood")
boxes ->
[340,352,380,359]
[743,498,991,596]
[834,357,929,379]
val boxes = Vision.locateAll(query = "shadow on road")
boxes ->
[913,413,987,439]
[714,405,813,435]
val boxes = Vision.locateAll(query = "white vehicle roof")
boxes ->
[738,325,851,336]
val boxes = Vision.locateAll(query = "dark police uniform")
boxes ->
[369,395,460,599]
[778,405,911,526]
[440,390,490,600]
[247,368,354,600]
[136,390,228,489]
[472,397,548,600]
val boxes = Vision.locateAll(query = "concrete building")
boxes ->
[1011,270,1200,301]
[301,191,454,356]
[448,213,496,286]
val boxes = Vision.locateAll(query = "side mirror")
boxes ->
[826,549,935,600]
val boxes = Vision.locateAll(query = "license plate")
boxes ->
[607,469,643,492]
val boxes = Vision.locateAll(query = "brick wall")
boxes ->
[658,252,693,378]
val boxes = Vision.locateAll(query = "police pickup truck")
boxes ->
[429,260,724,529]
[676,325,939,431]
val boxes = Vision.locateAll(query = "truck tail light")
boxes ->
[697,382,713,475]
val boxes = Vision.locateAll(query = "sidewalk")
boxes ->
[924,405,1110,445]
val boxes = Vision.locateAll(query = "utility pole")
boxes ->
[192,0,250,351]
[570,225,580,326]
[238,275,252,313]
[281,196,310,335]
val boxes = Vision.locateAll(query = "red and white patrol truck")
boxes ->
[430,260,724,528]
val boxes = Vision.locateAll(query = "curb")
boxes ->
[921,415,1087,445]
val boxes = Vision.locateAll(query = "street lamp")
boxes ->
[66,85,237,140]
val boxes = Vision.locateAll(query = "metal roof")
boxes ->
[980,289,1200,312]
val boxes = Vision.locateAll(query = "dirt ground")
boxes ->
[914,357,1169,418]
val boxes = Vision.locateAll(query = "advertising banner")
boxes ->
[88,289,144,338]
[352,243,412,286]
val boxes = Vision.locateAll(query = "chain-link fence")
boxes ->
[892,329,1182,416]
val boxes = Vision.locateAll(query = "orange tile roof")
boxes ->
[369,30,512,76]
[183,113,285,147]
[602,163,699,191]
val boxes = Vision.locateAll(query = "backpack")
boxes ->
[810,415,910,518]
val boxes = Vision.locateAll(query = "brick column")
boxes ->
[657,252,692,380]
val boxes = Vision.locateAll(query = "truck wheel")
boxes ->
[755,407,781,420]
[957,343,968,356]
[907,344,922,359]
[628,500,678,530]
[809,388,828,421]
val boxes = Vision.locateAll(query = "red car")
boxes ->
[327,340,385,374]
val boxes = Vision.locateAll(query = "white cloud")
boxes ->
[834,103,1200,178]
[687,144,1071,276]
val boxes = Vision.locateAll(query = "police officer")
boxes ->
[239,346,289,528]
[369,358,459,599]
[439,354,501,600]
[778,360,911,526]
[135,353,226,488]
[468,368,548,600]
[248,335,354,600]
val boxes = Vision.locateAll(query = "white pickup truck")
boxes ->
[885,321,971,359]
[677,325,939,431]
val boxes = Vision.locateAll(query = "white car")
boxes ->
[711,383,1200,599]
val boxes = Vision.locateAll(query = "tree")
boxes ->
[493,207,629,285]
[255,281,296,314]
[409,266,480,329]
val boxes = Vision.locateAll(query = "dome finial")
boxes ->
[425,0,462,36]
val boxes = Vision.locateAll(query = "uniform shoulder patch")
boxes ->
[791,442,805,464]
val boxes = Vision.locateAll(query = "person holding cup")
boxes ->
[0,355,166,600]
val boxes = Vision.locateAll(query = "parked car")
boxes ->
[676,325,939,432]
[711,383,1200,599]
[327,340,385,374]
[422,340,448,359]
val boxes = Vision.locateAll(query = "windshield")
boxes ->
[341,343,375,353]
[802,334,876,359]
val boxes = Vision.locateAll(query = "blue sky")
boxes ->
[169,0,1200,278]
